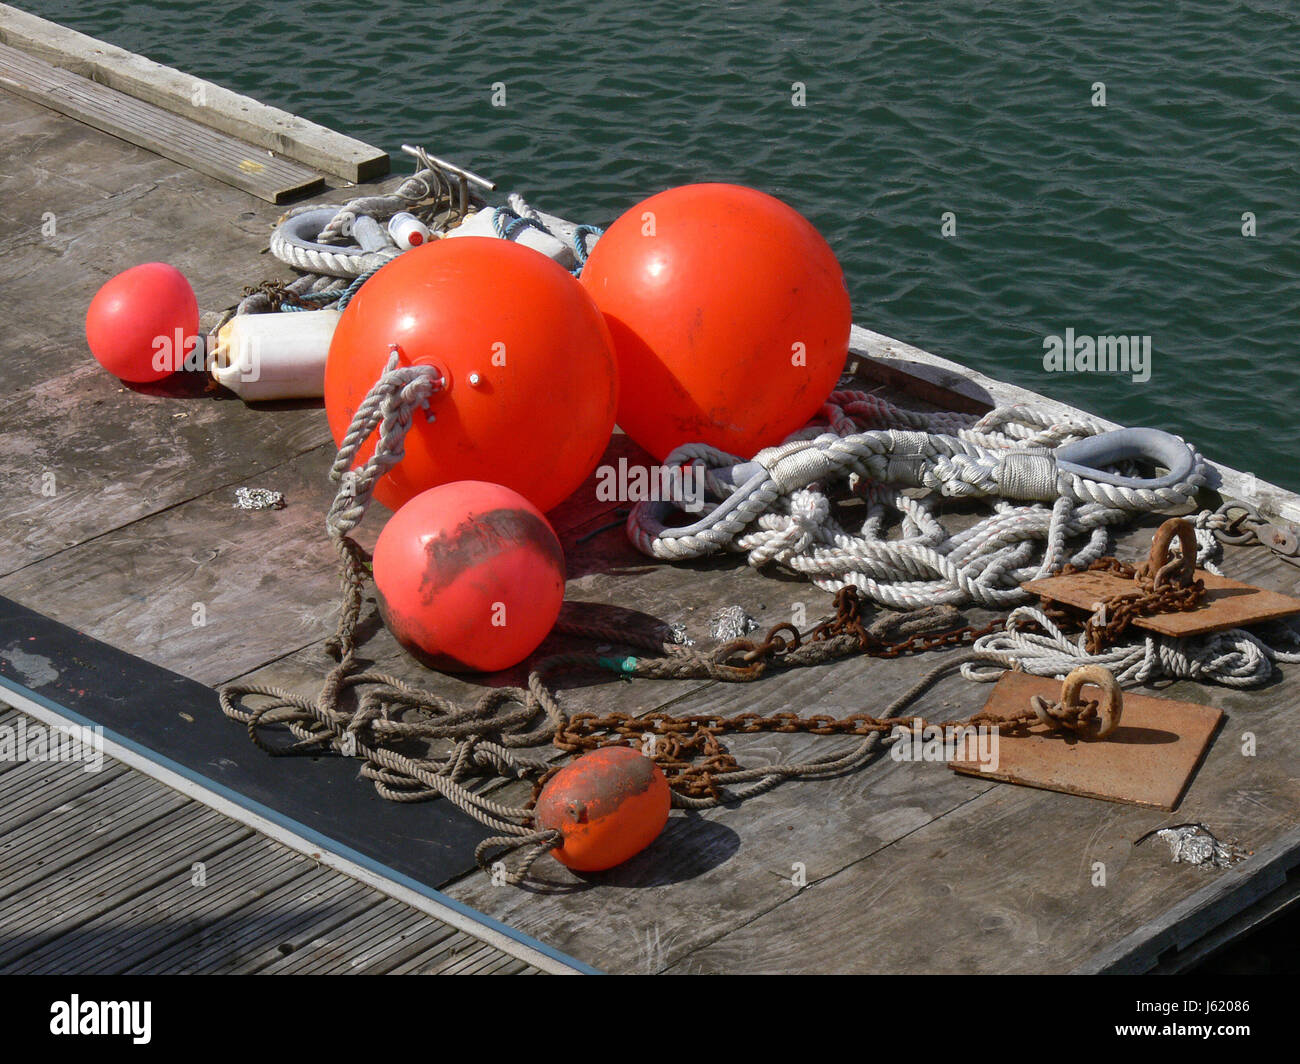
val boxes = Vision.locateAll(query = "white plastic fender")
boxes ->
[210,309,341,401]
[445,207,575,268]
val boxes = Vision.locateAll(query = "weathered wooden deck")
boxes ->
[2,36,1299,975]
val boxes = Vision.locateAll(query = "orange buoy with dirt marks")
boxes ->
[534,747,671,871]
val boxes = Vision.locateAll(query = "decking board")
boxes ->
[0,706,546,975]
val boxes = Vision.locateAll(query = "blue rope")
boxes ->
[336,267,381,310]
[277,267,379,312]
[570,224,604,275]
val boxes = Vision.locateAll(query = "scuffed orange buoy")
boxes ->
[85,262,199,383]
[372,480,565,672]
[325,238,618,514]
[534,747,671,871]
[580,183,852,461]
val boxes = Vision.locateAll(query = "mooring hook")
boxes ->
[1055,427,1196,491]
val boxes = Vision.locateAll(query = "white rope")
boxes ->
[961,605,1300,688]
[268,230,399,279]
[628,392,1209,610]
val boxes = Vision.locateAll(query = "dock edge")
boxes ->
[0,3,389,183]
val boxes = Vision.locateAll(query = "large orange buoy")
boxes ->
[372,480,565,672]
[85,262,199,383]
[534,747,671,871]
[325,237,618,514]
[580,183,852,461]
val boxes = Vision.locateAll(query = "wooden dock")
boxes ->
[2,21,1298,975]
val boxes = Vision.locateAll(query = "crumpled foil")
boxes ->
[709,605,759,642]
[665,622,694,647]
[233,487,286,511]
[1154,825,1247,869]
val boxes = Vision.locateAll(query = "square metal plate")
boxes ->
[1021,568,1300,637]
[950,671,1223,810]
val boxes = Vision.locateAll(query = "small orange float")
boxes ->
[534,747,671,871]
[85,262,199,383]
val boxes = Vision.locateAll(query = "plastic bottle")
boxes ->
[388,211,432,249]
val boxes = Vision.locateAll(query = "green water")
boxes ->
[18,1,1300,488]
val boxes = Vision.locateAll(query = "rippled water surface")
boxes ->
[20,1,1300,487]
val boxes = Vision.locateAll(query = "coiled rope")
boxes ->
[628,391,1209,609]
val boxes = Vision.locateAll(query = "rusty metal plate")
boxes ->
[950,671,1222,810]
[1021,569,1300,636]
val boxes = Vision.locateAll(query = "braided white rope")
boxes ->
[962,605,1300,688]
[268,233,399,279]
[628,392,1208,610]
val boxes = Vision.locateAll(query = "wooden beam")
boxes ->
[0,42,323,204]
[0,3,388,183]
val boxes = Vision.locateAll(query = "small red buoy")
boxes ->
[580,183,851,461]
[85,262,199,383]
[324,238,618,514]
[372,480,565,672]
[534,747,671,871]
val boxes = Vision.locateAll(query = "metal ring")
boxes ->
[1055,427,1196,491]
[1141,517,1197,588]
[1059,665,1122,740]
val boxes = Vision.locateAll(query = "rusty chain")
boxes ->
[547,587,1072,801]
[1051,518,1206,654]
[550,680,1103,801]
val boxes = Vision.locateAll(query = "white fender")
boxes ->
[445,207,575,268]
[210,309,341,401]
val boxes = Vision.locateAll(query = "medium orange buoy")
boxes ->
[534,747,671,871]
[580,183,852,461]
[325,237,618,514]
[85,262,199,383]
[372,480,565,672]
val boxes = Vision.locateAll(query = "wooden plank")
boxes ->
[0,773,188,899]
[0,3,389,182]
[0,94,336,576]
[0,807,250,967]
[1146,863,1300,973]
[0,760,130,830]
[0,42,324,203]
[257,900,442,974]
[128,872,375,974]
